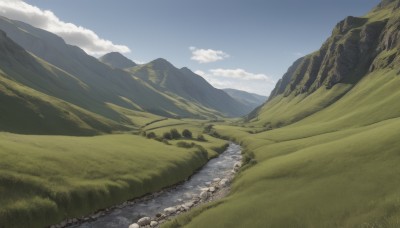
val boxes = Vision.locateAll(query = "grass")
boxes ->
[0,131,226,228]
[162,69,400,228]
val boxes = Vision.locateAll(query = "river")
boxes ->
[72,142,242,228]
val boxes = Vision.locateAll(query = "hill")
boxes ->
[0,16,247,125]
[128,59,251,117]
[164,1,400,227]
[0,29,121,135]
[99,52,137,69]
[222,88,267,111]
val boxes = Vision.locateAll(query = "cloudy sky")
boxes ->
[0,0,380,96]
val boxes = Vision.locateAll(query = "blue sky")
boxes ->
[3,0,381,95]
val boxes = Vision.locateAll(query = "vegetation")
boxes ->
[163,2,400,227]
[182,129,193,139]
[0,132,227,228]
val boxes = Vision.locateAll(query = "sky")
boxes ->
[0,0,380,96]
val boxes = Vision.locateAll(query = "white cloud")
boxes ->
[0,0,131,56]
[209,68,274,82]
[195,69,275,96]
[189,46,229,63]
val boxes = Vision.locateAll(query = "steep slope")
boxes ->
[128,59,251,117]
[249,0,400,127]
[0,30,119,135]
[223,88,267,111]
[0,16,224,120]
[166,1,400,227]
[99,52,137,69]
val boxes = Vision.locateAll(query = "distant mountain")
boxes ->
[0,16,240,123]
[222,88,267,111]
[128,59,252,117]
[0,30,120,135]
[99,52,137,69]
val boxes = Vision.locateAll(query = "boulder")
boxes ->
[164,207,177,215]
[209,187,216,192]
[184,201,194,208]
[129,223,140,228]
[213,178,221,182]
[219,178,229,187]
[200,191,210,200]
[150,221,158,227]
[137,217,151,226]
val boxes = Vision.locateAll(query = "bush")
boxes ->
[170,129,181,139]
[177,141,195,148]
[163,132,172,140]
[146,132,156,139]
[182,129,192,138]
[197,134,206,142]
[203,124,213,133]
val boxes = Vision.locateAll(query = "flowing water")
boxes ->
[73,143,242,228]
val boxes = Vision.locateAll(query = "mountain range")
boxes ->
[0,16,259,135]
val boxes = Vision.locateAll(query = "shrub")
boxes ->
[203,124,213,133]
[197,134,206,142]
[163,132,172,140]
[182,129,192,138]
[170,129,181,139]
[177,141,195,148]
[146,132,156,139]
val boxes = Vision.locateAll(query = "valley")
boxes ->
[1,0,400,228]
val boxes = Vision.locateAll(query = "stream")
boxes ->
[72,143,242,228]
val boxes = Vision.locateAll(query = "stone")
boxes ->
[129,223,140,228]
[205,181,212,185]
[200,191,210,200]
[137,217,151,226]
[150,221,158,227]
[156,213,162,218]
[234,162,242,168]
[209,187,216,192]
[200,187,209,192]
[164,207,177,215]
[213,178,221,182]
[184,201,194,208]
[219,178,229,187]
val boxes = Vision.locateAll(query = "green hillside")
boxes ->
[99,52,137,69]
[0,30,121,135]
[128,59,252,117]
[163,1,400,227]
[0,131,227,228]
[0,16,242,122]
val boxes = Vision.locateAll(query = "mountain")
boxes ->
[0,16,248,127]
[99,52,137,69]
[0,30,120,135]
[249,0,400,127]
[128,59,252,117]
[178,1,400,227]
[222,88,267,111]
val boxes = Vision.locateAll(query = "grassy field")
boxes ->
[0,127,227,228]
[162,69,400,227]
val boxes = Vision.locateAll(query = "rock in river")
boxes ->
[137,217,151,226]
[128,223,139,228]
[163,207,177,215]
[150,221,158,227]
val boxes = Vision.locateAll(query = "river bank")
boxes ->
[50,143,242,228]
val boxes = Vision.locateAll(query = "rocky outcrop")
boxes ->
[267,4,399,101]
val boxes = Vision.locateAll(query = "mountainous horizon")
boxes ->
[0,15,257,135]
[1,1,400,228]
